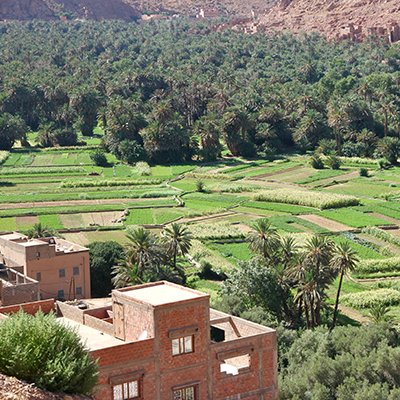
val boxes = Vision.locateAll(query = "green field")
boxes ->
[3,148,400,323]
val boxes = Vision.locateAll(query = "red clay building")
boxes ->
[0,281,278,400]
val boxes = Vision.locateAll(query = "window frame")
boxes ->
[57,289,64,299]
[73,266,80,276]
[172,384,198,400]
[59,268,65,278]
[76,286,82,295]
[112,379,141,400]
[172,335,194,356]
[36,272,41,281]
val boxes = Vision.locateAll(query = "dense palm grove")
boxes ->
[1,20,400,162]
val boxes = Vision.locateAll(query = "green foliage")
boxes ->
[326,155,342,170]
[0,151,9,165]
[354,257,400,278]
[61,178,162,188]
[361,226,400,247]
[196,179,205,192]
[90,149,108,167]
[0,311,98,394]
[135,161,151,176]
[310,154,324,169]
[254,188,359,209]
[341,289,400,309]
[279,324,400,399]
[359,167,369,177]
[89,241,124,297]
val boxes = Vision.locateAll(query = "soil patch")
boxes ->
[298,214,351,232]
[251,165,301,180]
[81,211,124,227]
[370,213,400,226]
[15,215,39,227]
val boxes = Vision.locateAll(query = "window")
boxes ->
[36,272,41,281]
[73,266,80,276]
[172,335,193,356]
[57,290,64,299]
[113,380,139,400]
[173,385,196,400]
[59,269,65,278]
[220,354,250,376]
[76,287,82,295]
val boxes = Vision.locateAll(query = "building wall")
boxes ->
[0,281,39,306]
[0,298,55,316]
[27,250,90,300]
[155,299,211,400]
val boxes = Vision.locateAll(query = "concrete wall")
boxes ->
[27,250,90,300]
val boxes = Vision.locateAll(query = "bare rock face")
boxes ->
[0,0,140,21]
[257,0,400,42]
[0,0,54,20]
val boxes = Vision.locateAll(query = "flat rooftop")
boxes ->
[117,281,208,306]
[58,317,125,351]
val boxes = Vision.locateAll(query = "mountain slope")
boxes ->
[257,0,400,41]
[0,0,140,21]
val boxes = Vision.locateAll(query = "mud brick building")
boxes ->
[0,232,90,301]
[0,281,278,400]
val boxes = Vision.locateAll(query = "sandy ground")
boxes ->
[15,215,39,227]
[297,214,351,232]
[251,166,301,180]
[317,171,360,187]
[338,305,370,325]
[370,213,400,226]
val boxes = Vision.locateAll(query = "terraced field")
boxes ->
[2,148,400,323]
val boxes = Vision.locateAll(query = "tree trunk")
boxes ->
[331,272,344,331]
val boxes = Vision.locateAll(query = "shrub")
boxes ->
[0,311,98,394]
[135,161,151,176]
[341,289,400,309]
[187,222,244,240]
[253,188,359,210]
[0,166,85,175]
[90,149,108,167]
[118,140,146,164]
[0,151,9,165]
[310,154,324,169]
[61,179,161,188]
[359,168,369,177]
[196,179,205,192]
[325,155,341,170]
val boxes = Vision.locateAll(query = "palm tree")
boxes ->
[26,223,56,239]
[330,242,359,330]
[248,219,280,261]
[112,257,142,288]
[302,236,335,326]
[125,227,160,276]
[162,223,192,270]
[369,303,391,324]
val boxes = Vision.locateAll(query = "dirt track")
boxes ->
[298,214,351,232]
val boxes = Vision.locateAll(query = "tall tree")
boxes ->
[162,223,192,270]
[330,242,359,330]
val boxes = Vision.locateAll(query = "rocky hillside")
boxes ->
[0,0,140,21]
[257,0,400,42]
[126,0,276,17]
[0,373,93,400]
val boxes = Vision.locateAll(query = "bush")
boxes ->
[355,257,400,277]
[310,154,324,169]
[90,149,108,167]
[118,140,146,164]
[196,179,205,192]
[0,311,98,394]
[359,168,369,177]
[135,161,151,176]
[0,151,9,165]
[254,188,359,209]
[361,227,400,247]
[325,155,341,170]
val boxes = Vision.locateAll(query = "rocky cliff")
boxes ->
[0,0,140,21]
[256,0,400,42]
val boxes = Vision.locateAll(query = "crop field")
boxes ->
[2,147,400,323]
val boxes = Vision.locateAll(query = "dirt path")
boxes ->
[297,214,351,232]
[251,165,301,180]
[338,304,370,324]
[317,170,359,187]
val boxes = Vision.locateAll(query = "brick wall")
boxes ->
[0,299,54,315]
[1,281,39,306]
